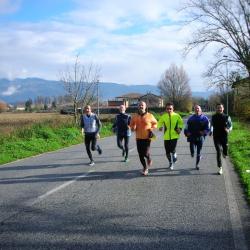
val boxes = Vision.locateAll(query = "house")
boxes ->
[0,101,8,112]
[15,105,25,111]
[108,93,141,107]
[139,93,164,108]
[108,92,164,108]
[232,77,250,119]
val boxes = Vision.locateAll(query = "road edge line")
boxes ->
[223,158,248,250]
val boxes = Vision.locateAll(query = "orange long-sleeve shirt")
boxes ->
[130,112,158,139]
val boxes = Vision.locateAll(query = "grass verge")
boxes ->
[0,120,113,165]
[0,111,187,165]
[229,120,250,202]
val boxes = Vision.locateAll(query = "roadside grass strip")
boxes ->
[0,120,113,165]
[229,120,250,202]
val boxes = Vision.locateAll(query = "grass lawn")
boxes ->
[229,120,250,202]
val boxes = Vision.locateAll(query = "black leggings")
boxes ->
[164,139,177,163]
[117,135,129,158]
[136,139,151,170]
[84,133,99,161]
[213,136,228,167]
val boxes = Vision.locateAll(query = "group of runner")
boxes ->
[80,101,232,176]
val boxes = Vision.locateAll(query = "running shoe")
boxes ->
[89,161,95,167]
[97,146,102,155]
[141,169,149,176]
[124,158,129,163]
[170,163,174,170]
[173,153,177,163]
[218,167,223,175]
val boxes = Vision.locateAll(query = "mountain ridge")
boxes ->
[0,77,213,104]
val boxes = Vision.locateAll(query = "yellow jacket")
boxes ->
[130,112,158,139]
[158,112,183,140]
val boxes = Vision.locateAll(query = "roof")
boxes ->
[116,93,142,99]
[140,93,162,99]
[116,92,162,99]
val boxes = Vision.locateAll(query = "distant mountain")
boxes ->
[99,82,160,100]
[0,78,65,104]
[0,78,213,104]
[191,91,214,98]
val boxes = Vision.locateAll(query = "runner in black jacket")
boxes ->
[112,105,131,162]
[210,103,232,175]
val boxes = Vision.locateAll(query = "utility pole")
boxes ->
[97,79,100,116]
[223,55,229,115]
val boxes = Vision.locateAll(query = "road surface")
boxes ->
[0,131,249,249]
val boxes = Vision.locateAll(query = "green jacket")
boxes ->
[158,112,184,140]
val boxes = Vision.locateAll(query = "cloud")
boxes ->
[0,0,21,14]
[0,0,213,91]
[68,0,182,31]
[2,85,20,96]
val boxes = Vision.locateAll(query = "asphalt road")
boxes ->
[0,130,249,250]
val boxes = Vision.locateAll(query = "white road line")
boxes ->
[0,170,95,224]
[223,159,248,250]
[27,147,138,207]
[26,146,138,207]
[27,170,94,206]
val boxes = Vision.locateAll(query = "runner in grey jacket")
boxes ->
[80,105,102,166]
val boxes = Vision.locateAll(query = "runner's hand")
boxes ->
[176,128,181,134]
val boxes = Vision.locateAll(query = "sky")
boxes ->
[0,0,215,91]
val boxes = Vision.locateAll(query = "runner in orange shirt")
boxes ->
[130,101,158,176]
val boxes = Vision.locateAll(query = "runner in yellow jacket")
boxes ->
[158,102,184,170]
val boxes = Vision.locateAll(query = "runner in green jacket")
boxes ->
[158,102,184,170]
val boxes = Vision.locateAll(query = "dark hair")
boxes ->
[194,104,201,108]
[165,102,174,108]
[216,103,224,107]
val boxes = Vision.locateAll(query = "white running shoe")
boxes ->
[124,158,129,163]
[141,169,149,176]
[173,153,177,163]
[218,167,223,175]
[170,163,174,170]
[89,161,95,166]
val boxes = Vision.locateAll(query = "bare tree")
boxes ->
[158,63,192,111]
[183,0,250,85]
[60,55,101,123]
